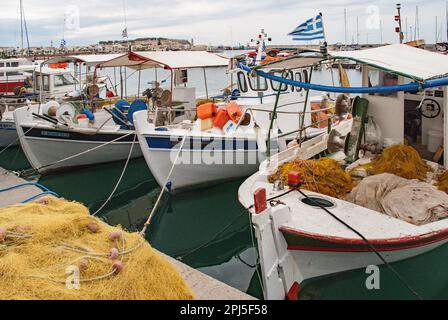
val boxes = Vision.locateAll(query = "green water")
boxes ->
[2,146,448,300]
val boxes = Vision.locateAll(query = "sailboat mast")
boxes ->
[356,16,359,45]
[20,0,24,54]
[436,16,439,44]
[344,8,347,48]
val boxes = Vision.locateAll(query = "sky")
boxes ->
[0,0,447,48]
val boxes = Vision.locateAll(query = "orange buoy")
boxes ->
[213,108,230,129]
[226,102,243,124]
[197,103,218,120]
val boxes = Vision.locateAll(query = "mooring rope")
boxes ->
[92,133,137,217]
[244,185,423,300]
[19,131,135,177]
[140,130,190,236]
[295,189,423,300]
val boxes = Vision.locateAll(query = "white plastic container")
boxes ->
[78,118,90,128]
[428,130,444,153]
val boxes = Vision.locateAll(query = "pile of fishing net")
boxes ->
[437,171,448,194]
[269,158,353,199]
[348,173,448,226]
[364,145,431,181]
[0,197,194,300]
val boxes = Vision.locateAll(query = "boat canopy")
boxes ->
[42,54,122,67]
[332,44,448,81]
[255,44,448,82]
[242,44,448,94]
[98,51,229,70]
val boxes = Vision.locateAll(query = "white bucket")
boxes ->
[78,118,90,128]
[428,130,444,153]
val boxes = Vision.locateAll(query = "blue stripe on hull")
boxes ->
[145,136,260,151]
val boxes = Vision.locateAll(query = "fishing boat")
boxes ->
[2,54,120,149]
[238,44,448,300]
[14,51,228,174]
[0,58,37,95]
[132,35,347,192]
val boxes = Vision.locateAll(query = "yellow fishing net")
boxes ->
[364,145,431,181]
[269,158,353,199]
[0,197,194,300]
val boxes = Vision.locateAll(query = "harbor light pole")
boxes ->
[396,4,404,44]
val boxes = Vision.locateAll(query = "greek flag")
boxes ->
[288,14,325,41]
[122,28,128,39]
[60,39,66,47]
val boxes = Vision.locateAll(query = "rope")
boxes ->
[92,134,137,217]
[240,63,448,93]
[296,189,423,300]
[176,211,247,261]
[0,124,37,157]
[19,132,134,176]
[140,130,190,236]
[247,212,265,294]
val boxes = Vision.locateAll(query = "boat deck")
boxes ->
[0,167,41,207]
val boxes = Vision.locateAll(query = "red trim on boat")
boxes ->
[287,282,301,300]
[0,81,24,93]
[281,226,448,252]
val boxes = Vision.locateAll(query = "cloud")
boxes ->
[0,0,446,48]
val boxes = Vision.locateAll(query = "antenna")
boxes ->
[250,29,271,65]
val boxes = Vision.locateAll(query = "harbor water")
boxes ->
[3,65,448,300]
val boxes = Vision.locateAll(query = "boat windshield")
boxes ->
[54,73,78,87]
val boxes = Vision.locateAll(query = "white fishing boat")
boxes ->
[2,54,120,148]
[0,58,37,95]
[133,35,343,192]
[15,51,228,173]
[238,44,448,300]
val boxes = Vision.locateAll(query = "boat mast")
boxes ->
[356,16,359,45]
[20,0,24,55]
[344,8,347,49]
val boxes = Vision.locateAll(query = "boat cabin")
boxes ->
[335,44,448,167]
[98,51,229,124]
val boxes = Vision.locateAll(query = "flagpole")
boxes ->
[319,12,329,56]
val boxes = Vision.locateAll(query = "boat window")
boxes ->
[237,71,248,93]
[368,70,398,98]
[303,69,309,84]
[270,71,289,92]
[5,71,21,77]
[0,63,4,68]
[295,72,303,92]
[10,62,19,68]
[36,75,50,91]
[248,75,268,91]
[54,73,77,87]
